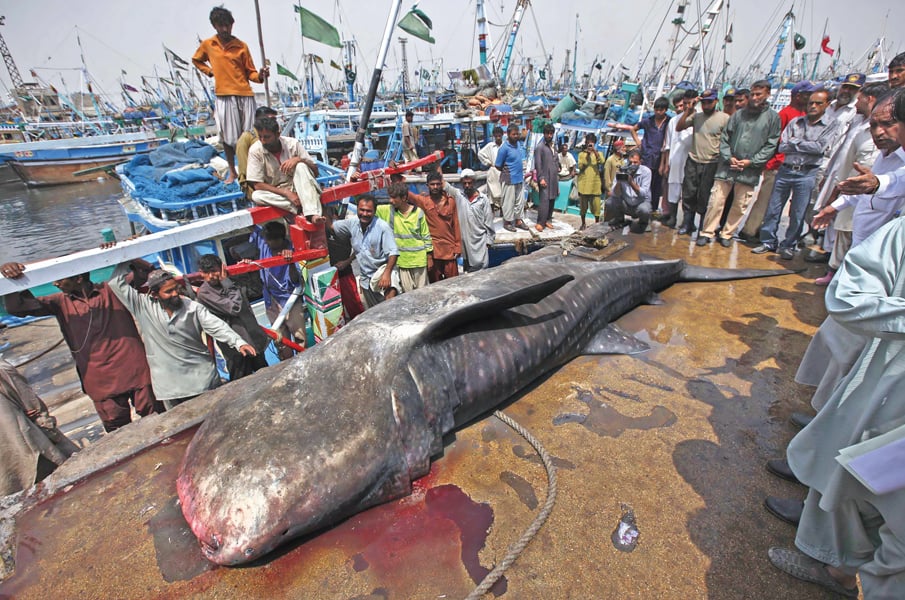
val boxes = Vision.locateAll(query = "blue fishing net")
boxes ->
[123,140,240,204]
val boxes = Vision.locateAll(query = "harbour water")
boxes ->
[0,176,134,265]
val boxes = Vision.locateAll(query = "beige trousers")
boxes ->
[701,179,756,239]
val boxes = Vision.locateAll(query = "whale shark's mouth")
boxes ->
[199,533,221,558]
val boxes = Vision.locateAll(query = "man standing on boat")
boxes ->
[495,124,529,232]
[2,262,161,433]
[330,196,400,309]
[478,126,505,213]
[246,115,323,221]
[407,171,462,282]
[445,169,495,272]
[533,124,560,231]
[107,262,256,409]
[696,80,781,248]
[675,88,730,236]
[192,6,269,185]
[401,110,419,164]
[195,254,270,380]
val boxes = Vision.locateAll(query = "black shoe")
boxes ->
[764,496,803,526]
[766,458,801,484]
[629,220,648,234]
[803,250,831,263]
[695,235,711,246]
[790,412,814,430]
[779,247,796,260]
[503,222,516,232]
[719,237,732,248]
[514,220,530,231]
[751,244,775,254]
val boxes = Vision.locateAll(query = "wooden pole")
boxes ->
[253,0,271,107]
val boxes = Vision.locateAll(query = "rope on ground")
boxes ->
[465,410,558,600]
[9,338,65,368]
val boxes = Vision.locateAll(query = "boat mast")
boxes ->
[476,0,490,66]
[768,10,794,85]
[399,36,410,108]
[344,40,356,104]
[345,0,404,177]
[811,18,828,80]
[656,0,688,100]
[252,0,271,108]
[570,14,578,91]
[499,0,529,90]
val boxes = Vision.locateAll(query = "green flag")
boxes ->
[294,5,342,48]
[277,63,298,81]
[398,7,434,44]
[330,60,342,70]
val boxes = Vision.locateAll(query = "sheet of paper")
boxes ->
[836,425,905,495]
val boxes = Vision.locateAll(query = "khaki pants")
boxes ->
[399,266,429,292]
[251,163,323,218]
[740,169,776,238]
[701,179,755,239]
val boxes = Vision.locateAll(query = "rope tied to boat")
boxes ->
[466,410,558,599]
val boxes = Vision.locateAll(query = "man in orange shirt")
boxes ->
[193,6,269,184]
[407,171,462,282]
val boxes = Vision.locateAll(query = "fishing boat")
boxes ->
[0,131,163,187]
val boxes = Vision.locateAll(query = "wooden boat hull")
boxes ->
[7,155,136,186]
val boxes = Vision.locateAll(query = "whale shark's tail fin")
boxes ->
[636,253,798,282]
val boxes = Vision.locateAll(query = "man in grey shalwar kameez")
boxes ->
[769,217,905,598]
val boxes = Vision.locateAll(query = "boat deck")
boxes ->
[0,222,838,599]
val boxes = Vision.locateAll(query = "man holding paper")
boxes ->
[768,214,905,598]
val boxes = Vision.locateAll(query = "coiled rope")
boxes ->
[465,410,558,599]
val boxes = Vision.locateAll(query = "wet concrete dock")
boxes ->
[0,221,845,599]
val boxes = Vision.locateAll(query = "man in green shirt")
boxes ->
[379,183,433,292]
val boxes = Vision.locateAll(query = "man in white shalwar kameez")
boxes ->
[769,217,905,598]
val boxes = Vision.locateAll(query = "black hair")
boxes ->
[653,96,669,110]
[585,133,597,143]
[492,126,504,135]
[888,52,905,71]
[253,115,280,135]
[862,81,890,101]
[627,148,642,159]
[426,170,444,183]
[405,110,414,118]
[507,123,520,134]
[891,88,905,123]
[736,88,751,98]
[543,123,555,134]
[387,182,408,199]
[750,79,771,91]
[198,254,223,273]
[209,6,234,27]
[262,220,286,240]
[683,89,698,100]
[356,194,377,209]
[255,106,278,119]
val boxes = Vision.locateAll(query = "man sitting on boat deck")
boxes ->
[192,6,269,185]
[108,261,256,410]
[379,183,432,292]
[246,115,323,221]
[605,149,653,233]
[2,261,162,433]
[236,105,277,200]
[330,195,400,309]
[195,254,270,380]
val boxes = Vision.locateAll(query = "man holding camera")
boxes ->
[605,149,652,233]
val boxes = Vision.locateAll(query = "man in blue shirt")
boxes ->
[494,123,528,232]
[248,221,307,359]
[331,195,401,309]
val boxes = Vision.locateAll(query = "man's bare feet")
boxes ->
[224,171,237,185]
[826,565,857,589]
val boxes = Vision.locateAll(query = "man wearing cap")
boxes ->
[446,169,495,272]
[108,260,256,409]
[696,80,781,248]
[825,73,863,128]
[740,80,812,240]
[753,88,841,260]
[659,94,693,228]
[675,88,730,235]
[2,260,160,432]
[533,123,560,231]
[722,88,738,117]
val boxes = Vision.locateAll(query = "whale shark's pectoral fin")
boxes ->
[582,324,650,355]
[424,274,574,338]
[643,292,665,306]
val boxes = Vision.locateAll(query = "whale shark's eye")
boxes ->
[244,548,255,556]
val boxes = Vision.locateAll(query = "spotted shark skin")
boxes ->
[176,255,789,565]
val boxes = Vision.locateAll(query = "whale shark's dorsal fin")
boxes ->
[582,324,651,355]
[422,274,574,339]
